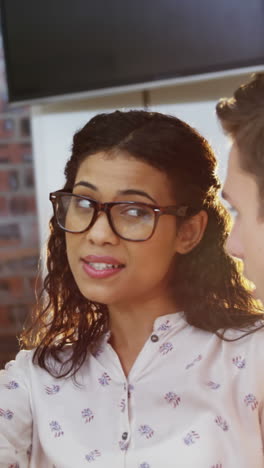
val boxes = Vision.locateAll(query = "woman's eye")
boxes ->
[75,198,93,209]
[127,208,142,217]
[125,207,149,217]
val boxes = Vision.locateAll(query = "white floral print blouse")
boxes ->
[1,311,264,468]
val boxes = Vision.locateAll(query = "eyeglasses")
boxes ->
[49,191,196,242]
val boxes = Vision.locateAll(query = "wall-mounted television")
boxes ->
[1,0,264,105]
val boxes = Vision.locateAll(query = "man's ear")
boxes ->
[175,210,208,254]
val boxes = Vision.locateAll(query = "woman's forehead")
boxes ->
[74,152,175,203]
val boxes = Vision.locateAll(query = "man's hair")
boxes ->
[216,73,264,211]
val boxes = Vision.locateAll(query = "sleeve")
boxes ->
[0,350,33,467]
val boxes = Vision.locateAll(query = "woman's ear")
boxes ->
[175,210,208,254]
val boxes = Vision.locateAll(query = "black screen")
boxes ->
[1,0,264,103]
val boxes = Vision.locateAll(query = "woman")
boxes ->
[0,110,263,468]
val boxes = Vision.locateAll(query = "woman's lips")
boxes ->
[81,255,125,279]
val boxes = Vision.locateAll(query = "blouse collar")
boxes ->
[99,311,186,349]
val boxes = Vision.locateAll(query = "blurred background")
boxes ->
[0,32,38,368]
[0,0,263,367]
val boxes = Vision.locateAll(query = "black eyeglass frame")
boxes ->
[49,190,198,242]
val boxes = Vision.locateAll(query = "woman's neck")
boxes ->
[107,296,180,376]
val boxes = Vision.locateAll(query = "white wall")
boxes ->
[31,72,253,249]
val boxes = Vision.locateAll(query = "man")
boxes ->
[216,72,264,302]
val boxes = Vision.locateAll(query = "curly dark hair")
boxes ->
[21,110,263,379]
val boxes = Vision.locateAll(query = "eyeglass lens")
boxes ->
[55,194,156,240]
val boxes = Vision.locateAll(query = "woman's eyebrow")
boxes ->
[73,183,157,204]
[117,189,157,203]
[73,181,97,191]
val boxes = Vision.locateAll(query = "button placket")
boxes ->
[128,383,134,399]
[122,431,128,440]
[150,333,159,342]
[119,381,130,449]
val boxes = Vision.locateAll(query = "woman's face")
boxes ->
[65,152,186,307]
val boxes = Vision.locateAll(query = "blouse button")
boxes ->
[151,334,159,342]
[122,432,128,440]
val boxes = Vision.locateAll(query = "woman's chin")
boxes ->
[79,286,119,307]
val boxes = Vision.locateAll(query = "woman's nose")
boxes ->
[84,211,119,245]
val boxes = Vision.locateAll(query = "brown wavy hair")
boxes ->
[20,110,263,379]
[216,72,264,215]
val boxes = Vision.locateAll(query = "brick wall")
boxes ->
[0,35,39,368]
